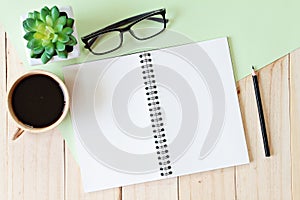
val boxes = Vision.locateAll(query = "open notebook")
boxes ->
[63,37,249,192]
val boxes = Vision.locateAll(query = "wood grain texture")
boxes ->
[179,168,235,200]
[1,27,300,199]
[6,36,65,200]
[65,147,121,200]
[0,25,8,200]
[122,178,177,200]
[289,49,300,200]
[236,56,291,200]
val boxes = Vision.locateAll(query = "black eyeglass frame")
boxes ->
[81,8,168,55]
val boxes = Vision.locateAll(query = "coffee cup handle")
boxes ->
[12,128,25,140]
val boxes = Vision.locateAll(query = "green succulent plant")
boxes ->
[22,6,77,64]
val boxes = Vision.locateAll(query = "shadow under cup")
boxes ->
[7,70,69,139]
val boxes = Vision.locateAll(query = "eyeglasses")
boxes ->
[81,8,168,55]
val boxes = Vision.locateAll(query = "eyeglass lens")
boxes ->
[130,14,165,40]
[89,31,123,55]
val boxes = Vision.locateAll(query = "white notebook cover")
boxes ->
[63,37,249,192]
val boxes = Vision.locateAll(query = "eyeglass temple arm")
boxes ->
[82,9,167,41]
[147,17,169,23]
[99,9,167,31]
[87,36,99,48]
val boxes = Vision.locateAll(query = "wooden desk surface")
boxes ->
[1,25,300,200]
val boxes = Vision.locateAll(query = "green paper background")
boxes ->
[1,0,300,158]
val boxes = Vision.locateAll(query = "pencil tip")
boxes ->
[251,66,256,76]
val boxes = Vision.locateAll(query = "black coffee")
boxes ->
[12,74,65,128]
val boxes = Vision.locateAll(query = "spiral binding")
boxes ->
[139,52,172,177]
